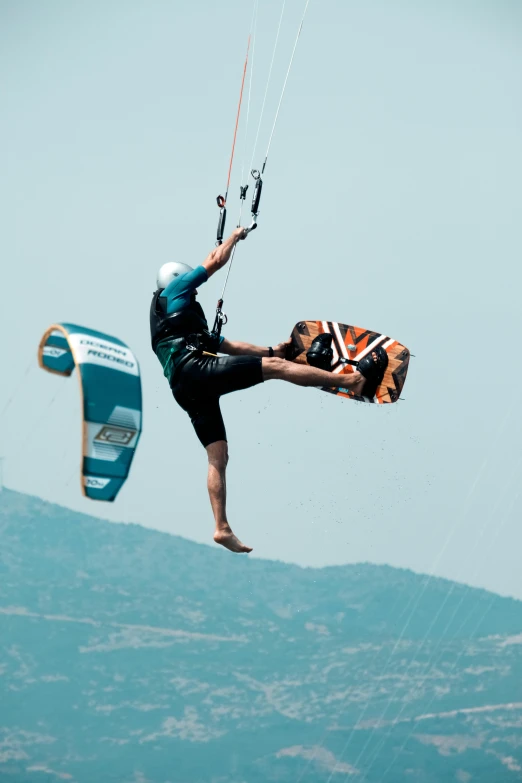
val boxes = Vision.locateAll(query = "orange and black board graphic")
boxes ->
[289,320,410,404]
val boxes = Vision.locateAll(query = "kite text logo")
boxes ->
[94,425,136,446]
[79,339,135,369]
[85,477,109,488]
[86,349,134,368]
[44,347,67,358]
[80,339,127,357]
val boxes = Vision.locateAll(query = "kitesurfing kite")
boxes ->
[38,323,142,502]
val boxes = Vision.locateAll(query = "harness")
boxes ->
[150,290,219,360]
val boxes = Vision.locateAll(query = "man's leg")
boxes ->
[261,356,371,394]
[206,440,252,554]
[174,362,259,555]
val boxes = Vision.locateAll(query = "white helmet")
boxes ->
[156,261,194,290]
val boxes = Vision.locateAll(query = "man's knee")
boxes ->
[261,356,286,380]
[206,439,229,469]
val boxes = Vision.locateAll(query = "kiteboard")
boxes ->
[287,320,410,404]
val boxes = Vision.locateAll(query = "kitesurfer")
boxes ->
[150,228,385,554]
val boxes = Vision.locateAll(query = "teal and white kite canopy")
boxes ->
[38,323,142,502]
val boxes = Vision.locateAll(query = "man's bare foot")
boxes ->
[214,524,253,554]
[348,369,366,395]
[339,351,382,395]
[336,367,366,395]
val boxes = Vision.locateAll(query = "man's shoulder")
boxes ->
[178,264,208,284]
[163,265,208,298]
[191,265,209,283]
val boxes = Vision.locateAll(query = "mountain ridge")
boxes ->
[0,485,512,595]
[1,488,521,782]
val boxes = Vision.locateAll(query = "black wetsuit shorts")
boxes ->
[170,353,264,447]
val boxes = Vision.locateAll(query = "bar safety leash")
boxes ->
[215,36,252,248]
[211,30,255,340]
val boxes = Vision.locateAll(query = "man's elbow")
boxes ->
[202,250,221,276]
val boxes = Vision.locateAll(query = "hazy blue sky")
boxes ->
[1,0,521,597]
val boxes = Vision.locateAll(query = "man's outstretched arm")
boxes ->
[202,228,246,278]
[220,338,291,358]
